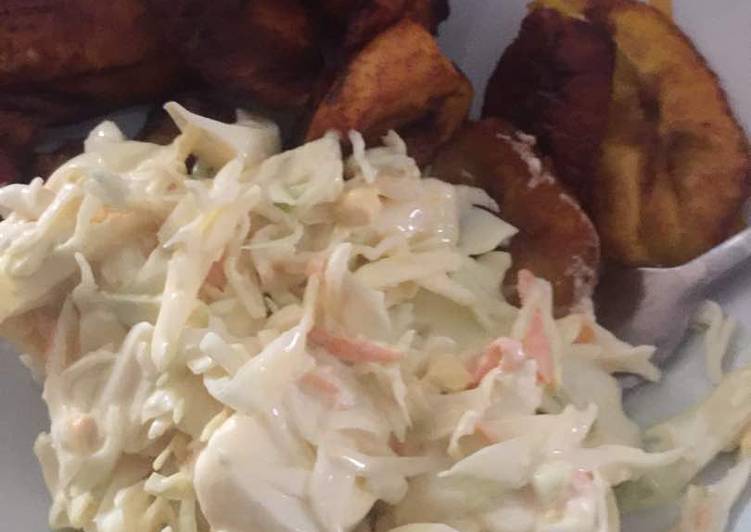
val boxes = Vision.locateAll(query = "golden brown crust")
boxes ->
[482,7,616,206]
[313,0,448,35]
[590,0,751,265]
[306,18,472,165]
[147,0,322,108]
[431,119,601,316]
[0,0,159,85]
[36,58,184,107]
[341,0,448,50]
[0,58,185,183]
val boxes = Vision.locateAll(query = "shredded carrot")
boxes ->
[305,255,326,277]
[522,311,554,384]
[308,328,402,363]
[389,434,407,456]
[574,323,596,344]
[475,421,500,445]
[517,269,537,304]
[32,310,58,358]
[691,502,712,531]
[470,337,525,386]
[204,257,227,290]
[300,370,341,399]
[571,469,594,495]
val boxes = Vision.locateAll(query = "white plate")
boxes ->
[2,1,751,529]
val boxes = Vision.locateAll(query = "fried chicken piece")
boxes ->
[590,0,750,266]
[306,19,472,165]
[147,0,322,108]
[482,7,615,206]
[431,119,600,315]
[0,0,159,85]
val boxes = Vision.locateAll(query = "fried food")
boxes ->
[317,0,449,51]
[0,58,185,183]
[431,119,600,315]
[0,111,38,184]
[482,7,615,205]
[589,0,750,266]
[147,0,321,108]
[306,18,472,165]
[648,0,672,17]
[49,58,185,104]
[2,58,184,118]
[314,0,448,30]
[406,0,450,31]
[0,0,158,85]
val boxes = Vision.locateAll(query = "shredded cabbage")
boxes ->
[693,300,737,385]
[0,103,743,532]
[671,455,751,532]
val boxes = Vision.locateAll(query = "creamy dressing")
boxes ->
[195,414,323,532]
[0,104,707,532]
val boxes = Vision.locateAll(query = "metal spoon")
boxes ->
[594,226,751,388]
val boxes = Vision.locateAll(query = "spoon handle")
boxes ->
[685,227,751,290]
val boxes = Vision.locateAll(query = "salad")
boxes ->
[0,105,750,532]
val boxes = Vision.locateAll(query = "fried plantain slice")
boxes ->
[306,19,472,165]
[0,0,159,85]
[314,0,448,32]
[147,0,321,109]
[431,119,600,316]
[0,58,186,184]
[482,7,615,206]
[590,0,750,266]
[332,0,449,51]
[48,58,185,105]
[342,0,411,51]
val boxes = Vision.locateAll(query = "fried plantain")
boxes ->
[406,0,449,30]
[0,57,186,183]
[49,58,185,105]
[342,0,412,51]
[431,119,600,315]
[648,0,672,17]
[329,0,449,51]
[589,0,750,266]
[482,7,615,206]
[147,0,321,109]
[0,0,159,85]
[313,0,448,30]
[306,18,472,165]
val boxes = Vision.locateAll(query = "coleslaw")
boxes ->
[0,103,749,532]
